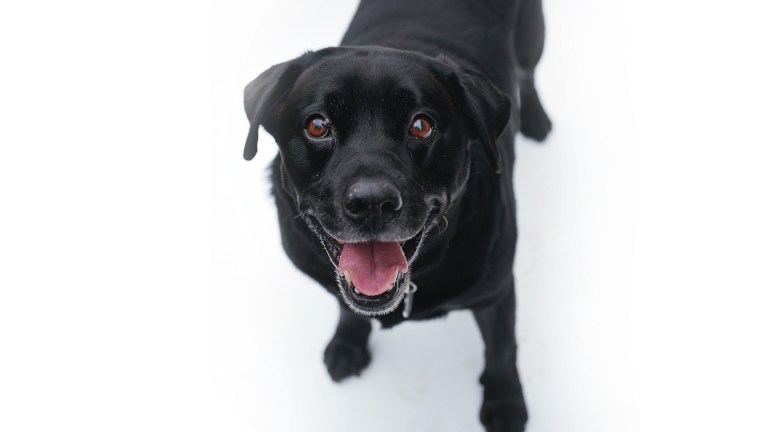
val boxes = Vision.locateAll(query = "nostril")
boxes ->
[343,179,402,219]
[380,197,402,214]
[345,196,367,215]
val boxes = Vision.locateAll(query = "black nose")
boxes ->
[343,178,403,222]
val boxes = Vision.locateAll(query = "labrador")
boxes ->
[243,0,551,430]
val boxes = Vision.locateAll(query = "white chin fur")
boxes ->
[335,272,409,317]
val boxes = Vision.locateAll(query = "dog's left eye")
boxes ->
[306,115,330,139]
[409,115,434,139]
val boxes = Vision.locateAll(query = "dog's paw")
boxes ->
[323,336,371,382]
[520,90,552,142]
[479,397,528,432]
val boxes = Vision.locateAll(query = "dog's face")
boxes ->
[244,47,510,315]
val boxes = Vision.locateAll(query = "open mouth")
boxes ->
[306,217,431,316]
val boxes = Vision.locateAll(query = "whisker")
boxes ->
[437,214,449,234]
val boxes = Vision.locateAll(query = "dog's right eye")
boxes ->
[409,115,435,139]
[306,115,330,139]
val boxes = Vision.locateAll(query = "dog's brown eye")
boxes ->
[409,116,434,139]
[306,115,330,138]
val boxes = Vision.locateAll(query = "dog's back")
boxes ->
[343,0,516,92]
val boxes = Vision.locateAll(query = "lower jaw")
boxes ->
[336,271,410,316]
[309,211,440,316]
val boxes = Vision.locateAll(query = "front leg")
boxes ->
[472,288,527,432]
[324,303,372,382]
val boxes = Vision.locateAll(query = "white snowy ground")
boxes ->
[2,1,767,432]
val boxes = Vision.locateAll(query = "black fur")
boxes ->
[243,0,550,430]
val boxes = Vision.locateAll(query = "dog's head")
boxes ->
[244,47,510,315]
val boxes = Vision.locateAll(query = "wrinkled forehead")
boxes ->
[289,52,454,115]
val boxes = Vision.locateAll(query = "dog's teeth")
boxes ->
[354,288,361,294]
[343,270,352,285]
[391,272,399,289]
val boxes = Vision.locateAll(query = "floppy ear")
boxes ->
[243,55,312,161]
[436,57,512,174]
[456,70,512,174]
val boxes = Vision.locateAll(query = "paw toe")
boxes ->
[520,103,552,142]
[480,398,528,432]
[323,337,371,382]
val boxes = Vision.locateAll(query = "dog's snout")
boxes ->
[343,178,402,222]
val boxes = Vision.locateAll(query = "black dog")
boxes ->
[243,0,550,430]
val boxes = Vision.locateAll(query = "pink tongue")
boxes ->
[339,242,408,296]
